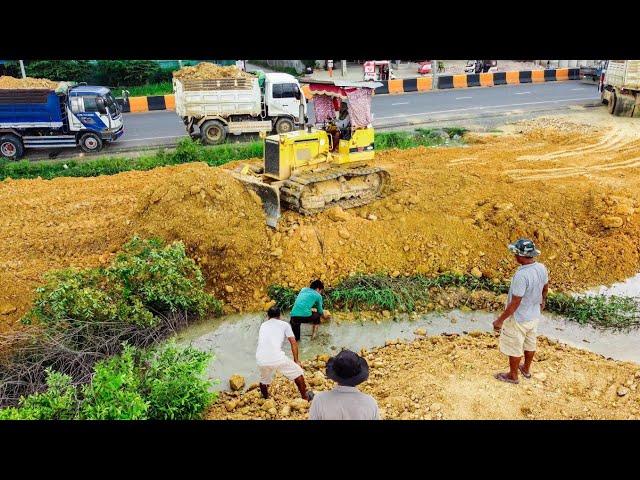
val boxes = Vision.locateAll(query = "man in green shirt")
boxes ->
[290,280,331,341]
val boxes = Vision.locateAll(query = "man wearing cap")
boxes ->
[493,238,549,384]
[256,306,314,401]
[309,349,379,420]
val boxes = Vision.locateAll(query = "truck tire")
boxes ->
[200,120,227,145]
[275,117,295,134]
[607,90,617,114]
[79,132,103,153]
[0,135,24,160]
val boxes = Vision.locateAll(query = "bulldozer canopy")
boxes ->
[307,81,380,127]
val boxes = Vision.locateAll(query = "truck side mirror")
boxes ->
[294,88,301,100]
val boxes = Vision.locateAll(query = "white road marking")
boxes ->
[514,91,531,95]
[119,135,185,142]
[571,88,586,91]
[374,97,597,120]
[455,96,472,100]
[391,102,409,105]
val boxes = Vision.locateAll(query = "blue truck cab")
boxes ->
[0,83,124,159]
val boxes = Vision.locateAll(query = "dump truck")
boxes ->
[600,60,640,117]
[173,71,307,145]
[0,83,124,159]
[232,80,390,227]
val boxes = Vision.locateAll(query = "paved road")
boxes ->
[25,81,602,160]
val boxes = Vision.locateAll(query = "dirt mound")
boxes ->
[0,75,61,90]
[206,333,640,420]
[172,63,253,80]
[131,164,270,311]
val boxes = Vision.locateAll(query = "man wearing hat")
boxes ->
[309,349,379,420]
[493,238,549,384]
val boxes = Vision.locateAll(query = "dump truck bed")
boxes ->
[173,76,262,118]
[606,60,640,90]
[0,89,64,128]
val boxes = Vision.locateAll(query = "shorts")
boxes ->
[258,358,304,385]
[499,317,539,357]
[291,311,322,325]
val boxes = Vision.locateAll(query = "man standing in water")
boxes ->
[290,280,331,341]
[256,306,314,401]
[493,238,549,384]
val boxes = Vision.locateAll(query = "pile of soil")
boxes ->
[172,63,253,80]
[1,113,640,331]
[0,75,60,90]
[206,333,640,420]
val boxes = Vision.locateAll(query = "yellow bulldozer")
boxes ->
[232,80,390,227]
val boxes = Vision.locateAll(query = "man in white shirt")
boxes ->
[492,238,549,384]
[256,306,314,400]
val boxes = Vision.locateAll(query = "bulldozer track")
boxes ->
[279,165,391,215]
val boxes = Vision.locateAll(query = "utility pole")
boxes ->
[431,59,437,90]
[178,60,183,68]
[19,60,26,78]
[341,60,347,77]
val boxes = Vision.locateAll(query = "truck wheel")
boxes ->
[275,117,294,134]
[200,120,227,145]
[0,135,24,160]
[79,132,103,153]
[607,91,617,114]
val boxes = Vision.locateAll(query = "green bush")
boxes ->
[26,60,94,83]
[96,60,161,87]
[0,369,78,420]
[141,343,216,420]
[107,237,219,318]
[80,346,149,420]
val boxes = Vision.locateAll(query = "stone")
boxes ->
[430,402,443,412]
[493,202,513,211]
[367,214,378,221]
[382,310,391,319]
[533,372,547,381]
[617,386,630,397]
[280,405,291,417]
[290,398,309,411]
[601,216,624,229]
[225,400,238,412]
[470,267,482,278]
[326,206,350,222]
[224,285,234,293]
[338,229,351,240]
[229,375,245,391]
[414,328,427,336]
[261,399,276,411]
[268,407,277,416]
[270,247,284,257]
[391,271,400,278]
[0,304,17,316]
[317,354,330,362]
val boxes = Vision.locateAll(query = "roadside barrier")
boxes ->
[120,68,581,113]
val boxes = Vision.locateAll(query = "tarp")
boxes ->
[306,81,381,100]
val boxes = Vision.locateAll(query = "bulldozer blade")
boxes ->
[231,171,282,228]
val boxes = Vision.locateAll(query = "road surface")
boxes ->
[26,81,602,160]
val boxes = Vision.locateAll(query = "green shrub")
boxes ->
[0,369,78,420]
[26,60,94,83]
[80,345,149,420]
[96,60,161,87]
[141,343,216,420]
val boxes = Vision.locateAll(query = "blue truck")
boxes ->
[0,83,124,159]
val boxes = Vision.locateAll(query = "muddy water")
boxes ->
[587,273,640,298]
[176,308,640,391]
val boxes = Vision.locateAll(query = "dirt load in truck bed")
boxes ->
[0,76,61,90]
[172,63,253,81]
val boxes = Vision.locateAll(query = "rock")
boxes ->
[0,304,17,316]
[617,386,630,397]
[326,206,350,222]
[338,229,351,240]
[229,375,245,391]
[613,205,635,216]
[280,405,291,417]
[382,310,391,319]
[470,267,482,278]
[224,285,234,293]
[225,400,238,412]
[290,398,309,411]
[430,402,443,412]
[261,399,276,411]
[317,354,330,362]
[533,372,547,381]
[391,271,400,278]
[268,407,277,416]
[270,247,284,257]
[309,371,325,387]
[389,204,403,213]
[414,328,427,336]
[493,202,513,211]
[601,216,624,229]
[367,214,378,221]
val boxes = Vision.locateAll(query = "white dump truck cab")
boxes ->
[263,73,307,134]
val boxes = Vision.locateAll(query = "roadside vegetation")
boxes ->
[0,237,222,418]
[0,128,465,181]
[268,273,640,330]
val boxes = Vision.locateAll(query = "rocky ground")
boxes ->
[1,109,640,334]
[206,332,640,420]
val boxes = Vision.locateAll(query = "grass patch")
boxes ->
[0,128,466,182]
[113,82,173,97]
[268,273,639,330]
